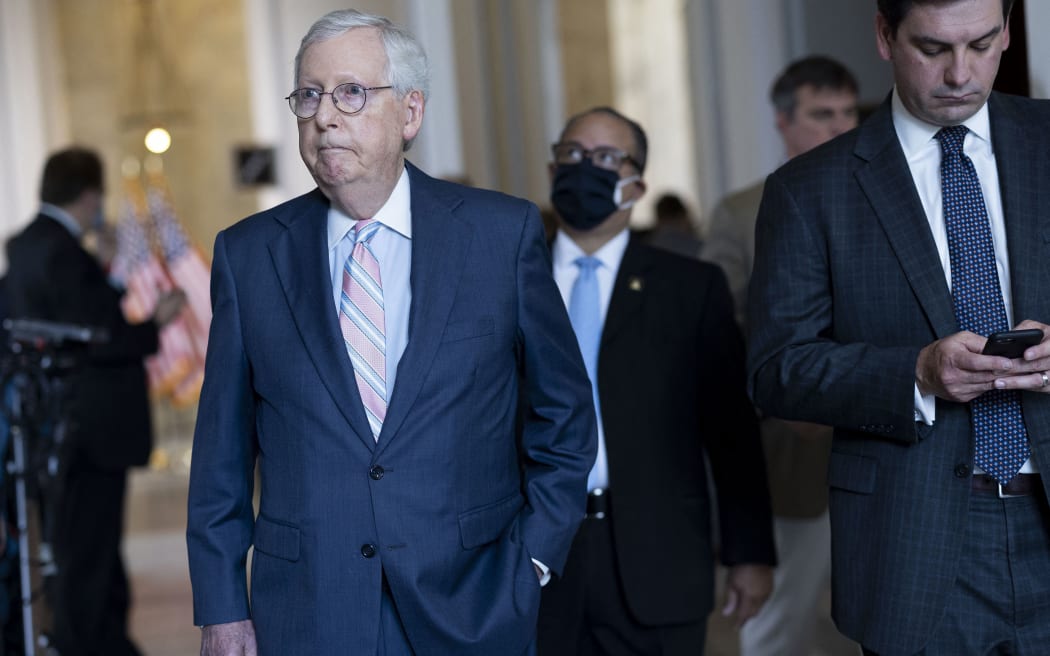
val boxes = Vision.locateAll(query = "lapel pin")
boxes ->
[629,276,644,292]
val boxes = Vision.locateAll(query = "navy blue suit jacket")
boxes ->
[747,93,1050,653]
[186,163,597,655]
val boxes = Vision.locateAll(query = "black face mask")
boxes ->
[550,159,622,231]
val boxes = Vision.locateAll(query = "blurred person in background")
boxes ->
[645,192,702,258]
[702,55,859,656]
[4,147,184,655]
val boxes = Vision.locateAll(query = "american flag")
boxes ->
[111,194,168,323]
[147,184,212,405]
[148,186,211,347]
[111,182,198,398]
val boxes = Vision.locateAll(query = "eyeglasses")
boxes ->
[285,83,393,119]
[551,142,639,172]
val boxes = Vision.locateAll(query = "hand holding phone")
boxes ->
[981,328,1044,359]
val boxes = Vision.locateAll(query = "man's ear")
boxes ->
[401,89,425,143]
[875,12,894,62]
[631,177,647,201]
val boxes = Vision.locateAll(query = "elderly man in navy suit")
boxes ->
[186,9,596,655]
[748,0,1050,654]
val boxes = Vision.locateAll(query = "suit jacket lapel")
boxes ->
[601,236,650,349]
[375,164,472,455]
[990,93,1049,324]
[268,189,376,451]
[853,99,958,339]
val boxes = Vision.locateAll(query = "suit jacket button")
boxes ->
[361,543,377,558]
[954,463,970,478]
[369,465,385,480]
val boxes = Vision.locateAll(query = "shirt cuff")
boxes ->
[531,558,551,586]
[914,382,936,425]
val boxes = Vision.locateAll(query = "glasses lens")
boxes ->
[590,148,625,171]
[552,143,583,165]
[333,83,367,114]
[289,89,321,118]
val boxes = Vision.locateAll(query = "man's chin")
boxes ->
[309,162,357,189]
[923,96,985,126]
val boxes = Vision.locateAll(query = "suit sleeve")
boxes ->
[513,204,597,577]
[8,229,158,363]
[186,230,257,625]
[747,172,921,443]
[698,267,776,566]
[701,199,752,330]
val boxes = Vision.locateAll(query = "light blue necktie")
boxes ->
[937,125,1029,484]
[568,256,606,490]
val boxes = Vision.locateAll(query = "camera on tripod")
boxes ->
[0,318,107,656]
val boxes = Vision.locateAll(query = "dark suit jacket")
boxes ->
[596,236,775,626]
[4,214,158,470]
[747,92,1050,654]
[185,164,597,656]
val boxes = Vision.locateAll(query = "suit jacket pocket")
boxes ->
[442,317,495,343]
[254,515,301,562]
[458,492,523,549]
[827,451,877,494]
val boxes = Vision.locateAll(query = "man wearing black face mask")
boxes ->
[537,106,776,655]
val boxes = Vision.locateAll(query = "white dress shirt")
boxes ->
[893,90,1036,473]
[328,167,413,398]
[551,227,630,491]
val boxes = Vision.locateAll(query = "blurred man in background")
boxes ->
[702,55,859,656]
[4,147,183,655]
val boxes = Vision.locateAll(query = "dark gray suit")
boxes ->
[747,92,1050,654]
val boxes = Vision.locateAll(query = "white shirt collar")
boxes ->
[39,203,83,238]
[327,167,412,250]
[552,227,630,272]
[891,87,993,160]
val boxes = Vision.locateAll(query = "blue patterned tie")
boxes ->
[568,256,606,490]
[937,125,1029,484]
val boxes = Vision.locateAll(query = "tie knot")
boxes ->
[574,256,601,273]
[351,219,382,245]
[935,125,969,156]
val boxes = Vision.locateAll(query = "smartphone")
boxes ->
[982,328,1044,358]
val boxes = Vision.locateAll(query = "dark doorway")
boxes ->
[994,0,1029,97]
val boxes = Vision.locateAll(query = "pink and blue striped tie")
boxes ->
[339,219,386,441]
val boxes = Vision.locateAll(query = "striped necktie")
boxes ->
[339,219,386,441]
[936,125,1029,484]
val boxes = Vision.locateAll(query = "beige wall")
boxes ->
[54,0,258,255]
[557,0,614,116]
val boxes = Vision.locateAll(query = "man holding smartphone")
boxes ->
[982,328,1044,359]
[747,0,1050,653]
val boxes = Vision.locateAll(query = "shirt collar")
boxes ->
[39,203,83,238]
[891,87,992,160]
[552,227,630,272]
[327,167,412,250]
